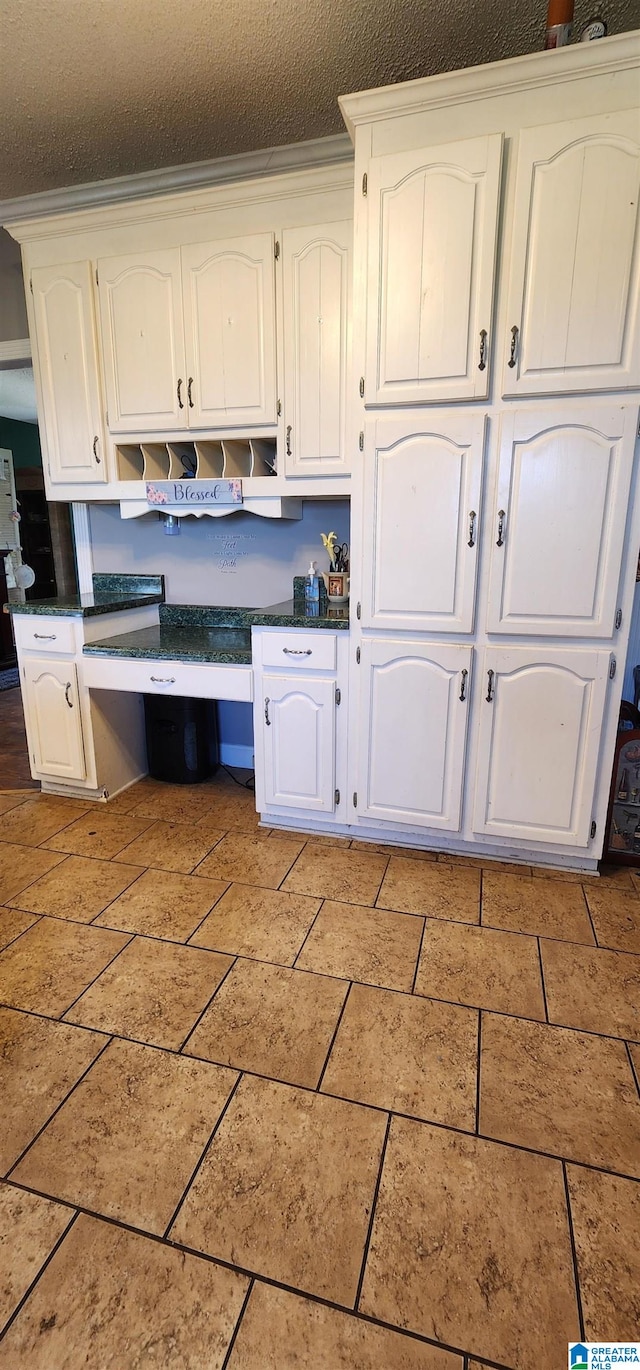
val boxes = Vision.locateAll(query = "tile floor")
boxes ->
[0,769,638,1369]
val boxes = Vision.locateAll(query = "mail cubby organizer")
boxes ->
[114,437,277,482]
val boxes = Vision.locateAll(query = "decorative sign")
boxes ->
[146,479,243,509]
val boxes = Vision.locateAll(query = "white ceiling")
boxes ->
[0,367,37,423]
[0,0,636,201]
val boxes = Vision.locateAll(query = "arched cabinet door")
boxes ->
[262,675,336,813]
[486,407,636,637]
[365,133,503,403]
[503,110,640,395]
[98,249,187,432]
[472,647,611,848]
[31,262,106,484]
[356,640,472,831]
[22,658,86,781]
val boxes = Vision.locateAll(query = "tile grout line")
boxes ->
[475,1011,483,1135]
[219,1276,255,1370]
[353,1110,391,1313]
[0,912,45,954]
[315,980,353,1092]
[161,1071,245,1241]
[409,915,427,994]
[562,1159,586,1343]
[59,934,136,1020]
[4,1035,114,1180]
[292,897,326,968]
[178,955,239,1055]
[581,883,601,948]
[624,1040,640,1099]
[536,937,550,1023]
[184,881,232,944]
[0,1206,80,1343]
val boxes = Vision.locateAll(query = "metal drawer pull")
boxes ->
[508,325,519,368]
[496,510,506,547]
[93,435,101,463]
[468,511,476,548]
[283,648,312,656]
[177,378,184,409]
[65,682,73,708]
[459,669,468,702]
[286,425,292,456]
[265,697,271,725]
[478,329,487,371]
[34,633,57,640]
[187,377,194,408]
[486,669,495,703]
[150,676,176,684]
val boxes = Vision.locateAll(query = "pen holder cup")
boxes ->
[322,571,350,603]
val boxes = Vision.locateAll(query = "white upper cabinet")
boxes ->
[98,248,187,432]
[282,222,351,475]
[31,262,107,483]
[503,110,640,395]
[487,406,637,638]
[182,233,277,428]
[261,674,336,813]
[361,411,485,633]
[357,639,472,831]
[22,658,86,781]
[365,133,503,404]
[473,646,611,847]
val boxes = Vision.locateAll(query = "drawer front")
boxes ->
[14,616,77,655]
[81,654,253,703]
[260,631,337,671]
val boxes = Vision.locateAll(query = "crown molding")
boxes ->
[0,339,31,365]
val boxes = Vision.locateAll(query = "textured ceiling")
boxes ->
[0,0,637,201]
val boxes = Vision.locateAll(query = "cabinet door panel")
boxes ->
[366,134,503,403]
[283,222,351,475]
[98,249,186,431]
[361,412,485,633]
[357,640,472,831]
[473,647,610,847]
[487,407,637,637]
[504,111,640,394]
[263,675,335,812]
[22,658,86,781]
[31,263,106,484]
[182,234,277,427]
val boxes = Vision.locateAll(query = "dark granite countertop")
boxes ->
[7,573,165,618]
[250,599,350,628]
[83,624,252,665]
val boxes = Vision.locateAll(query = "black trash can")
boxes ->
[144,695,218,784]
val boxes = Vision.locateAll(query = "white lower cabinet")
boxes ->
[356,639,472,831]
[262,674,336,812]
[22,657,87,781]
[472,646,612,847]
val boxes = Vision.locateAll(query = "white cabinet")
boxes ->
[22,657,87,781]
[486,407,637,638]
[30,262,107,484]
[503,110,640,396]
[357,640,472,831]
[262,674,337,812]
[361,411,485,633]
[282,221,351,475]
[98,235,277,432]
[365,134,503,404]
[473,646,612,847]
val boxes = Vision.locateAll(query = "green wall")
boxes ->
[0,417,42,469]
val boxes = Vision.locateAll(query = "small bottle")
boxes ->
[304,560,320,615]
[545,0,574,48]
[618,767,630,802]
[633,820,640,854]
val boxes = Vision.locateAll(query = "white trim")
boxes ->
[0,339,31,364]
[219,743,254,770]
[71,502,93,594]
[0,133,353,227]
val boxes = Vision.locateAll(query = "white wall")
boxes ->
[0,229,28,343]
[89,499,350,606]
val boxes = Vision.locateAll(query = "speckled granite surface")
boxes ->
[250,600,349,629]
[8,573,165,618]
[83,624,252,665]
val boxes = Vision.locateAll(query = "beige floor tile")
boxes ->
[630,1041,640,1087]
[184,958,347,1088]
[350,840,437,860]
[40,811,153,861]
[0,917,129,1017]
[0,908,37,951]
[94,867,228,941]
[0,1213,248,1370]
[282,845,389,906]
[0,795,27,817]
[196,831,304,889]
[8,856,145,923]
[359,1118,579,1370]
[296,900,424,992]
[584,887,640,953]
[170,1074,386,1305]
[599,865,639,889]
[0,1007,106,1172]
[0,1182,73,1333]
[198,790,261,833]
[66,937,233,1050]
[415,919,546,1020]
[321,983,477,1130]
[227,1281,460,1370]
[566,1164,640,1340]
[480,1014,640,1175]
[116,819,224,873]
[482,872,594,943]
[13,1038,237,1235]
[129,784,220,824]
[0,797,90,848]
[0,843,65,904]
[189,882,320,965]
[298,832,353,848]
[378,859,481,925]
[541,939,640,1039]
[631,871,640,895]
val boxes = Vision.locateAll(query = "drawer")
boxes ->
[13,616,77,656]
[81,653,253,703]
[260,631,336,671]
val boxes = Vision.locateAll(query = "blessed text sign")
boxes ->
[146,480,243,508]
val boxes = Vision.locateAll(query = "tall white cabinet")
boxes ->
[342,34,640,868]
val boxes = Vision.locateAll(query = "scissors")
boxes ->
[333,542,349,571]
